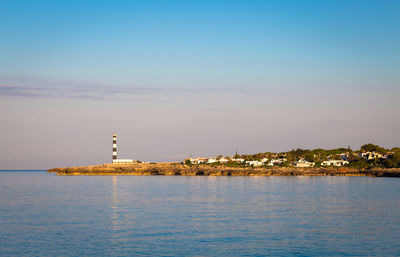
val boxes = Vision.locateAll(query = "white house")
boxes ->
[245,160,264,167]
[232,158,245,163]
[321,160,349,167]
[218,157,229,163]
[359,152,383,160]
[294,159,315,168]
[207,158,218,164]
[268,158,287,166]
[187,158,207,164]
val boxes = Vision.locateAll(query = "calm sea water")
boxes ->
[0,171,399,256]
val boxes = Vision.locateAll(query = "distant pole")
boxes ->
[113,132,117,162]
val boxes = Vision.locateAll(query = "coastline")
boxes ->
[48,163,400,177]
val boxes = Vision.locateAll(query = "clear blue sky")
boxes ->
[0,0,399,169]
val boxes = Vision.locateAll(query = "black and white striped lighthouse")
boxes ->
[112,132,117,161]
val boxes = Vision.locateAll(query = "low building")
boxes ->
[232,158,245,163]
[268,158,287,166]
[359,152,383,160]
[188,158,207,164]
[113,159,135,164]
[218,157,229,164]
[245,160,264,167]
[321,160,349,167]
[207,158,218,164]
[294,159,315,168]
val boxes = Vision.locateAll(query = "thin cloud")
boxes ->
[0,84,167,100]
[0,75,253,100]
[0,75,169,100]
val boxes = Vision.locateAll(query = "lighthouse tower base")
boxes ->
[112,159,135,164]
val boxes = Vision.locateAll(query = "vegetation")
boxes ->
[232,143,399,169]
[360,144,388,154]
[48,163,400,177]
[347,155,369,169]
[48,143,400,178]
[383,152,400,168]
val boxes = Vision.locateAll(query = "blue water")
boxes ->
[0,171,399,256]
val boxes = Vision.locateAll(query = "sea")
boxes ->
[0,170,399,256]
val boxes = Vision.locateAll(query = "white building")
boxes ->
[113,159,135,164]
[268,158,287,166]
[187,158,207,164]
[294,159,315,168]
[321,160,349,167]
[207,158,218,164]
[358,151,383,160]
[245,160,264,167]
[232,158,245,163]
[218,157,229,164]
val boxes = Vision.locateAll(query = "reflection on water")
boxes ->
[0,172,399,256]
[111,176,118,228]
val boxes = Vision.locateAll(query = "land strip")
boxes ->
[48,163,400,177]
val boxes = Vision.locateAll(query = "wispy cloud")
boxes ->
[0,85,165,99]
[0,74,255,100]
[0,75,168,100]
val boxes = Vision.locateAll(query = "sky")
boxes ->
[0,0,399,169]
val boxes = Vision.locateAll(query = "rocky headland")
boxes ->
[48,163,400,177]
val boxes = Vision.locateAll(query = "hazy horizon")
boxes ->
[1,0,399,169]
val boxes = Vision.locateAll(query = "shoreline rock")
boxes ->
[48,163,400,177]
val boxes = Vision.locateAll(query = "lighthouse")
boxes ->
[112,132,117,161]
[112,132,135,164]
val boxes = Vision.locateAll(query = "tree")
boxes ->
[360,144,387,154]
[391,147,400,153]
[305,152,315,162]
[384,152,400,168]
[347,155,369,169]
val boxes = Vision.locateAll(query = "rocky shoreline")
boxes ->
[48,163,400,177]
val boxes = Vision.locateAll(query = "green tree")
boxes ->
[305,152,315,162]
[384,152,400,168]
[360,144,387,154]
[391,147,400,153]
[347,155,369,169]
